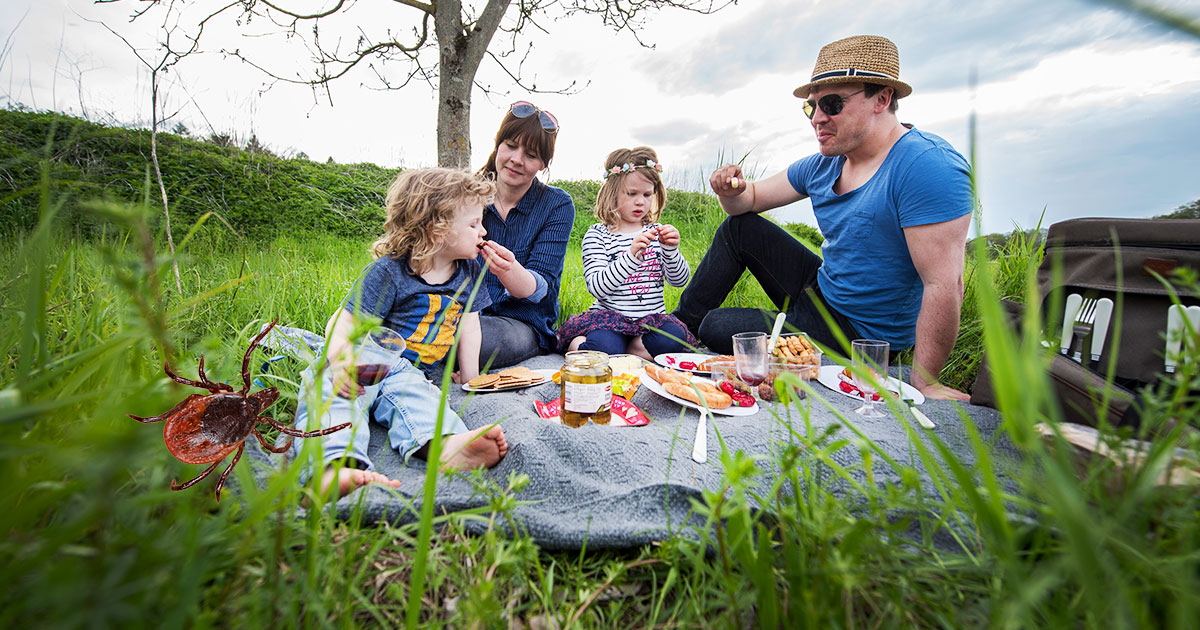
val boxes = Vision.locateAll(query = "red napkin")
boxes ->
[534,396,650,426]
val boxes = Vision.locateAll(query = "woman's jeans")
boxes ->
[291,355,468,478]
[478,315,541,369]
[674,213,860,355]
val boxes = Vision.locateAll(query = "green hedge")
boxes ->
[0,108,394,240]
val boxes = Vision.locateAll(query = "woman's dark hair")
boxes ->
[477,108,558,180]
[863,83,900,113]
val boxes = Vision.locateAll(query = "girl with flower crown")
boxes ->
[556,146,696,359]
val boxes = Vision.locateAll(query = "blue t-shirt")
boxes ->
[345,255,491,381]
[787,126,972,346]
[481,179,575,351]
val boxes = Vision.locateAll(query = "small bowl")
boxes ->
[770,333,822,378]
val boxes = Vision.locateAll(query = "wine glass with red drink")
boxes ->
[732,332,769,394]
[354,328,406,386]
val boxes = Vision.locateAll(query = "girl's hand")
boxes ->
[629,228,657,260]
[480,240,524,282]
[656,224,681,248]
[709,164,746,198]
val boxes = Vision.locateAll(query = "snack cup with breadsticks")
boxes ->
[769,333,822,379]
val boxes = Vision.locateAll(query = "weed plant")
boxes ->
[3,136,1199,629]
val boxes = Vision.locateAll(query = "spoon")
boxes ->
[766,312,787,358]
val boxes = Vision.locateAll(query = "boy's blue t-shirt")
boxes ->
[344,255,491,381]
[787,126,973,347]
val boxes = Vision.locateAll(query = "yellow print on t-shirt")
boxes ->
[402,294,464,367]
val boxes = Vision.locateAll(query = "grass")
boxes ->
[3,146,1200,628]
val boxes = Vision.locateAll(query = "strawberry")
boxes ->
[679,361,697,370]
[719,381,735,395]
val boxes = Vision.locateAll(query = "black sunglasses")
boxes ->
[802,88,867,119]
[510,101,559,133]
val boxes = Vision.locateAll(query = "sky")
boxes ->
[2,0,1199,236]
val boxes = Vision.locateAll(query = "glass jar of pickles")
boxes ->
[560,350,612,427]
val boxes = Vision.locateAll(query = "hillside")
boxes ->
[0,108,823,246]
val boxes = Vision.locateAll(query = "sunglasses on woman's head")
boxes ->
[802,88,867,119]
[510,101,559,133]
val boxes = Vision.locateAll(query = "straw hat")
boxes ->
[793,35,912,100]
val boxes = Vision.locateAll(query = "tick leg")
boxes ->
[164,361,224,394]
[253,428,293,453]
[241,318,278,395]
[212,443,245,502]
[196,356,233,393]
[171,457,222,491]
[129,394,206,423]
[264,414,351,438]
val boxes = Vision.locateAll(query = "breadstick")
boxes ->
[645,364,689,386]
[664,382,732,409]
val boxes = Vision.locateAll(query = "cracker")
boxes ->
[468,374,500,389]
[499,366,534,378]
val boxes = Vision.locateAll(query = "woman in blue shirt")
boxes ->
[475,102,576,368]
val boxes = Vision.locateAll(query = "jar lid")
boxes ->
[565,350,609,368]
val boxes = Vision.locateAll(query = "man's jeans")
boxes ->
[674,213,860,355]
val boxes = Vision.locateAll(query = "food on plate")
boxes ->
[468,373,500,389]
[716,380,756,407]
[698,355,735,371]
[644,363,690,386]
[469,366,547,390]
[609,355,643,377]
[663,381,732,409]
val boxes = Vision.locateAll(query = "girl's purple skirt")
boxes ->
[555,309,697,353]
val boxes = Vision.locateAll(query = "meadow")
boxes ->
[2,109,1199,628]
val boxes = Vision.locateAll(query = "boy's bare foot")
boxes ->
[318,466,402,500]
[440,425,508,471]
[568,336,586,352]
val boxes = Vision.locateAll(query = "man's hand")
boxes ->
[629,228,657,260]
[656,224,681,248]
[912,375,969,401]
[709,164,746,198]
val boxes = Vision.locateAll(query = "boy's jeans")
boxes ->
[291,356,468,477]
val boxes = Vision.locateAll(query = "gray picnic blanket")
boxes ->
[247,326,1017,550]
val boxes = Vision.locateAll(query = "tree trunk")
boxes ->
[434,0,511,168]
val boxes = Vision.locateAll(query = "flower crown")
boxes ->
[604,159,663,179]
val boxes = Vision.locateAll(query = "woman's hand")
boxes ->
[480,240,538,299]
[480,240,523,280]
[656,224,681,248]
[629,228,657,260]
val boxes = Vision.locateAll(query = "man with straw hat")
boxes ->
[674,35,973,401]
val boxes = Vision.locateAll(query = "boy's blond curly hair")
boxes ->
[594,146,667,229]
[372,168,495,274]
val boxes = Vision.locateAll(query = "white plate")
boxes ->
[461,368,557,392]
[641,372,759,416]
[654,352,719,375]
[815,365,925,406]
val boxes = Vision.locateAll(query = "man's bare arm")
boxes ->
[709,165,806,216]
[904,213,972,401]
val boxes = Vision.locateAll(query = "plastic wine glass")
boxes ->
[732,332,769,393]
[354,328,407,386]
[851,339,890,417]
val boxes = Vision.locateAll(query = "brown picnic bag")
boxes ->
[971,217,1200,427]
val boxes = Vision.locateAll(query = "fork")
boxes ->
[1070,298,1098,363]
